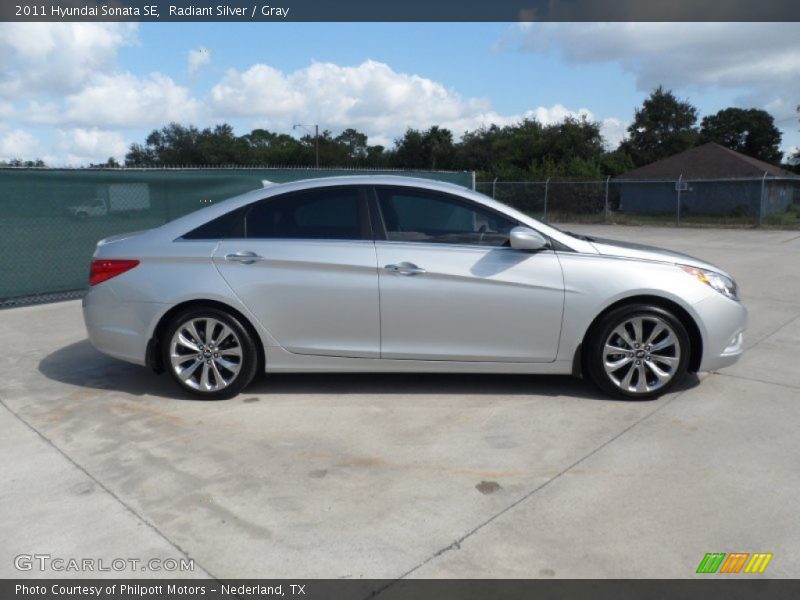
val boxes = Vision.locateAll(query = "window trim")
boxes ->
[369,185,525,249]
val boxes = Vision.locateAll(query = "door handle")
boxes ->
[225,251,263,264]
[385,262,426,276]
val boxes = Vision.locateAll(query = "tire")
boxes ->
[584,303,690,400]
[161,307,259,400]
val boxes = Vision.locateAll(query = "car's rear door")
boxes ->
[212,186,380,358]
[372,186,564,362]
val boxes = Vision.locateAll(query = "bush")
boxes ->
[764,211,800,226]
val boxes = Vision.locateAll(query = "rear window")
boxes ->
[183,206,246,239]
[246,188,361,240]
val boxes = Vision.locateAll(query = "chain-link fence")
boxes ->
[0,167,473,302]
[476,176,800,228]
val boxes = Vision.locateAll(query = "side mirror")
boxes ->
[509,226,548,251]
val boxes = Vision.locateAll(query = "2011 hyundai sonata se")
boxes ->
[83,175,746,400]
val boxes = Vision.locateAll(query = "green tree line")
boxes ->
[6,86,797,176]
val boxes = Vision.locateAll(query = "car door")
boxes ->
[212,186,380,359]
[373,186,564,362]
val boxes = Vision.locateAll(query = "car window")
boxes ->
[376,188,517,246]
[183,206,247,239]
[247,187,361,240]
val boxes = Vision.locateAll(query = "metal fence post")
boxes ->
[491,177,498,199]
[604,175,610,223]
[676,174,683,226]
[543,177,550,223]
[759,171,767,227]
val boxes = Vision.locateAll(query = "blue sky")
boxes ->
[1,22,798,165]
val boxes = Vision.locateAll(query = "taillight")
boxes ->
[89,259,140,286]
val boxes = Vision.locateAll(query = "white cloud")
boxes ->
[208,59,486,138]
[599,117,628,150]
[209,63,307,119]
[508,22,800,120]
[22,101,63,125]
[0,129,41,160]
[56,128,128,165]
[207,59,619,146]
[0,101,14,119]
[57,72,201,128]
[188,47,211,74]
[3,44,630,163]
[0,23,137,99]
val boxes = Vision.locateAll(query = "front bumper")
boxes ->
[692,293,748,372]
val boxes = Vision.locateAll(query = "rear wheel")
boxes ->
[162,307,258,400]
[585,304,690,400]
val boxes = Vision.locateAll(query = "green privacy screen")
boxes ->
[0,168,474,300]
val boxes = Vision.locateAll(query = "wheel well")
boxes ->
[146,299,265,374]
[578,295,703,375]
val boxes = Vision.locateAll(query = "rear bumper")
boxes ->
[693,294,748,372]
[82,284,167,366]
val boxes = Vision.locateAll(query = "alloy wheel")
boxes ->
[168,317,243,392]
[602,315,681,394]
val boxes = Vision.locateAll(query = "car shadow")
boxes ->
[38,339,698,402]
[38,340,194,401]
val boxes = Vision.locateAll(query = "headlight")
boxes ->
[681,266,738,300]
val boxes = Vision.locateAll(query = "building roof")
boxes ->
[616,142,796,180]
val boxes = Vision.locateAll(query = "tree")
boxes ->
[487,119,544,176]
[456,125,500,173]
[699,108,782,164]
[538,117,605,164]
[424,126,455,170]
[335,128,369,160]
[242,129,304,164]
[195,124,248,165]
[126,123,202,166]
[792,105,800,166]
[621,86,699,167]
[0,158,45,167]
[392,128,426,168]
[598,149,635,177]
[88,157,121,168]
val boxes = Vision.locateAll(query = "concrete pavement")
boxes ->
[1,225,798,579]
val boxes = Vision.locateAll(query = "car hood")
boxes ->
[588,236,727,275]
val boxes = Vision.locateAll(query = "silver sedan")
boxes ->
[83,176,746,400]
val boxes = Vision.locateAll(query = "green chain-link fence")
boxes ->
[0,167,473,301]
[476,177,800,227]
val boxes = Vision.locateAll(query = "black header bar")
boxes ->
[3,579,800,600]
[2,0,800,22]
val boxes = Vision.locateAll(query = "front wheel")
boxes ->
[162,307,259,400]
[584,304,690,400]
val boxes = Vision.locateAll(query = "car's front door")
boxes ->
[213,186,380,358]
[373,187,564,362]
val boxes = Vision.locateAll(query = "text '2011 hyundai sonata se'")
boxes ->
[83,176,746,400]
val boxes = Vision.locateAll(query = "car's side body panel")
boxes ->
[553,252,746,369]
[262,344,574,374]
[375,241,564,362]
[212,239,381,359]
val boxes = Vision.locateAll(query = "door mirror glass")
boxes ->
[509,227,548,251]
